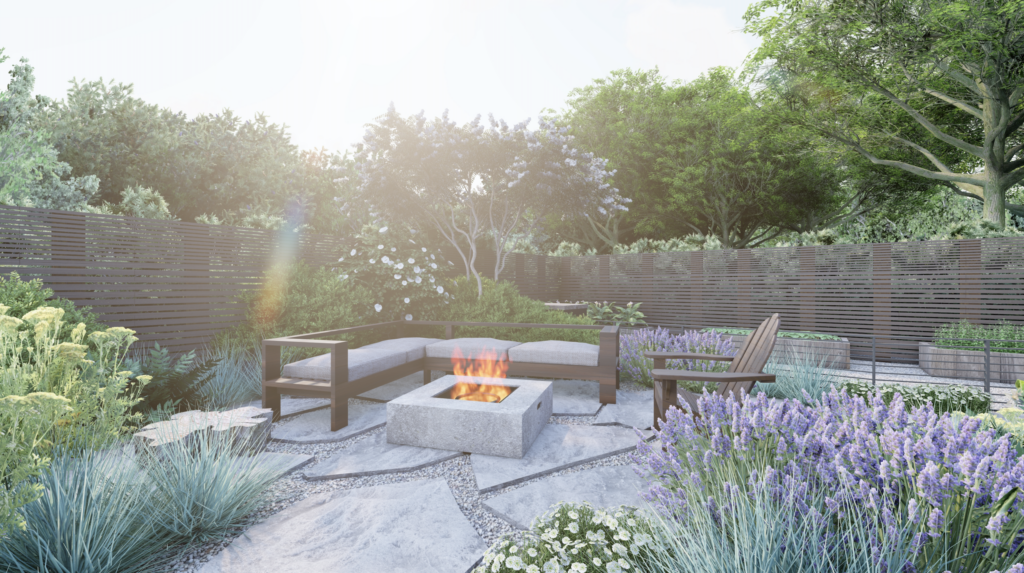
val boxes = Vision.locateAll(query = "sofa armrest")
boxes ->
[263,339,348,387]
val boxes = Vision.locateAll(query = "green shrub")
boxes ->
[974,407,1024,454]
[702,326,841,341]
[476,502,654,573]
[933,320,1024,353]
[761,349,838,404]
[125,343,221,423]
[587,301,646,327]
[0,272,105,346]
[442,278,600,344]
[839,380,990,414]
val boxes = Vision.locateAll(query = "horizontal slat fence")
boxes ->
[0,205,352,352]
[497,237,1024,366]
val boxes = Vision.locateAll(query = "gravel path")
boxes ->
[162,396,643,573]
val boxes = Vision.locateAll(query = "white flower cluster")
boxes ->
[476,503,648,573]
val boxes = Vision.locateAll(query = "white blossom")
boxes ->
[350,249,357,256]
[374,304,382,312]
[405,314,413,320]
[404,298,410,303]
[436,286,444,294]
[379,226,388,233]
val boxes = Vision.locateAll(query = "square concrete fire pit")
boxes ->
[387,375,552,458]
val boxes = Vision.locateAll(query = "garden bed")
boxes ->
[918,341,1024,383]
[726,333,850,369]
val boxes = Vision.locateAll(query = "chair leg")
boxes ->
[262,386,282,422]
[653,380,678,431]
[423,370,432,385]
[330,398,349,432]
[599,378,617,404]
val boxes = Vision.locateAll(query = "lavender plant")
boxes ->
[632,390,1024,572]
[619,328,735,389]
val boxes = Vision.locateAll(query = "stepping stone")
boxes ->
[594,391,653,430]
[271,400,386,444]
[357,371,425,402]
[245,397,330,418]
[551,379,602,415]
[198,478,486,573]
[303,433,462,480]
[483,466,648,529]
[254,452,314,477]
[133,407,272,456]
[471,424,644,493]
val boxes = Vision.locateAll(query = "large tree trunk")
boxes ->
[982,170,1006,228]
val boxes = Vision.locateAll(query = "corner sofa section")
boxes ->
[262,321,620,431]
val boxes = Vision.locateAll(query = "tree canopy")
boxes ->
[745,0,1024,228]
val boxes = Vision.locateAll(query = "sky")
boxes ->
[0,0,759,154]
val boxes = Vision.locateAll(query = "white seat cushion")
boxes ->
[424,338,522,361]
[508,341,600,367]
[281,348,407,381]
[360,337,444,362]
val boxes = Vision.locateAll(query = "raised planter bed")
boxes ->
[919,342,1024,383]
[726,334,851,369]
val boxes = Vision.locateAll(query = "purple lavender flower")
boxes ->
[618,327,735,387]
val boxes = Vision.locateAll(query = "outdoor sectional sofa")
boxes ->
[262,320,620,431]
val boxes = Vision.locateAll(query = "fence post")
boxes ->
[872,336,877,389]
[872,243,893,362]
[798,246,816,333]
[690,251,704,329]
[959,239,982,324]
[737,249,752,327]
[984,339,991,394]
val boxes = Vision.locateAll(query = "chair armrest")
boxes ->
[598,325,620,367]
[263,339,348,386]
[650,370,776,383]
[644,351,735,369]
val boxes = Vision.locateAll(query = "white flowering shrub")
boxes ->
[334,225,450,323]
[476,503,653,573]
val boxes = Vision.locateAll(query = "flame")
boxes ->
[450,346,511,402]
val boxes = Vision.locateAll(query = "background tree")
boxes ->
[0,52,99,211]
[550,68,680,252]
[355,106,624,296]
[745,0,1024,228]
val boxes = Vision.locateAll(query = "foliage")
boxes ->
[633,390,1024,572]
[586,302,646,327]
[934,320,1024,353]
[0,429,283,572]
[975,407,1024,454]
[355,106,625,296]
[475,502,655,573]
[0,51,99,212]
[142,429,283,544]
[1018,379,1024,409]
[702,326,840,341]
[94,185,176,220]
[618,327,735,389]
[745,0,1024,228]
[0,272,105,345]
[760,349,838,404]
[0,392,71,535]
[840,379,991,414]
[125,343,221,422]
[197,342,264,410]
[441,278,600,344]
[0,449,173,573]
[1,305,145,449]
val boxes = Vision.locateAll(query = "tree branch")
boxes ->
[834,134,985,188]
[865,80,985,158]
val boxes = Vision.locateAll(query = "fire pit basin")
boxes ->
[387,375,552,458]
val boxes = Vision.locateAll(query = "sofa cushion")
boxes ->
[508,341,600,367]
[360,337,444,362]
[281,348,407,381]
[424,338,521,361]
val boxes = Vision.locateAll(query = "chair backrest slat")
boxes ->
[719,313,780,398]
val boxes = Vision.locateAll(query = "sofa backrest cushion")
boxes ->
[360,337,444,362]
[507,341,600,367]
[424,338,521,361]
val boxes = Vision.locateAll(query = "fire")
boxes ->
[450,347,511,402]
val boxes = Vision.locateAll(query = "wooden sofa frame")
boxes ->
[262,320,620,431]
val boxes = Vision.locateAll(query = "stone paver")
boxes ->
[303,433,462,480]
[357,371,425,402]
[133,407,272,455]
[245,397,329,418]
[551,379,602,415]
[198,479,486,573]
[483,466,648,529]
[270,400,386,444]
[254,452,314,477]
[594,391,653,430]
[471,424,645,493]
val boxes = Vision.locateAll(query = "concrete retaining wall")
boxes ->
[918,342,1024,383]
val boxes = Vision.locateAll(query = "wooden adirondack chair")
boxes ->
[644,313,780,429]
